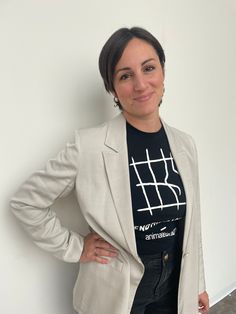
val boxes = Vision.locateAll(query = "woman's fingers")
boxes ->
[95,247,118,257]
[96,238,117,251]
[93,255,110,264]
[198,291,209,313]
[79,232,119,264]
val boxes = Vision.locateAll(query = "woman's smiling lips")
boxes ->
[133,92,154,102]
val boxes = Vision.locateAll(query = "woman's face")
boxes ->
[113,38,164,122]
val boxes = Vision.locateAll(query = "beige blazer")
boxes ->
[10,113,206,314]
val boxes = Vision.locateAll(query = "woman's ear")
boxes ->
[162,66,165,79]
[111,90,117,98]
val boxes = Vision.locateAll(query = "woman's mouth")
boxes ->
[133,93,153,102]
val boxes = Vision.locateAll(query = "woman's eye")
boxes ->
[120,73,131,81]
[144,65,155,72]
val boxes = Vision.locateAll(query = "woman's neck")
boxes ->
[122,112,162,133]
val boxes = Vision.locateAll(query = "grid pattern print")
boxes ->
[130,148,186,216]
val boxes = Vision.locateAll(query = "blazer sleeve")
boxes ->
[191,137,206,294]
[10,131,84,263]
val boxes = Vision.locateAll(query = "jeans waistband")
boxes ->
[139,246,181,264]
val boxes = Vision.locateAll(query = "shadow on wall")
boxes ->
[72,76,119,129]
[53,193,90,236]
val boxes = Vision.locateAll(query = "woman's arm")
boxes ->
[10,132,84,262]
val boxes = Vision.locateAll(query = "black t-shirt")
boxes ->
[127,122,186,255]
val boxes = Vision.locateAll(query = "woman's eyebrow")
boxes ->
[115,58,156,75]
[142,58,155,66]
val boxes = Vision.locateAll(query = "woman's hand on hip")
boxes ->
[79,232,119,264]
[198,291,209,313]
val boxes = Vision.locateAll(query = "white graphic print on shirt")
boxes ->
[130,148,186,216]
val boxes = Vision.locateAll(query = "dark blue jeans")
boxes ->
[131,248,181,314]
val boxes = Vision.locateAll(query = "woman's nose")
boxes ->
[133,74,147,91]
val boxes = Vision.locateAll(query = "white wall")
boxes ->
[1,0,235,313]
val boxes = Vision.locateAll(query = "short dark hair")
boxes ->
[98,27,165,108]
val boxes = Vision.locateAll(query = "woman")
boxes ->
[10,27,209,314]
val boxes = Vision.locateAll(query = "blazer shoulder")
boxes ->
[74,114,123,152]
[168,124,194,142]
[162,120,197,154]
[74,122,107,151]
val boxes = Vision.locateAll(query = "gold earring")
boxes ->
[113,96,119,107]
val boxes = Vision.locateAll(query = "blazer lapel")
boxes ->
[102,114,138,257]
[162,120,193,253]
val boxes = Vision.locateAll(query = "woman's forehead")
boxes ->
[115,38,160,69]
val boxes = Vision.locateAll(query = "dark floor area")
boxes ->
[208,290,236,314]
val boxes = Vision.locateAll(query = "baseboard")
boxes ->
[210,282,236,307]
